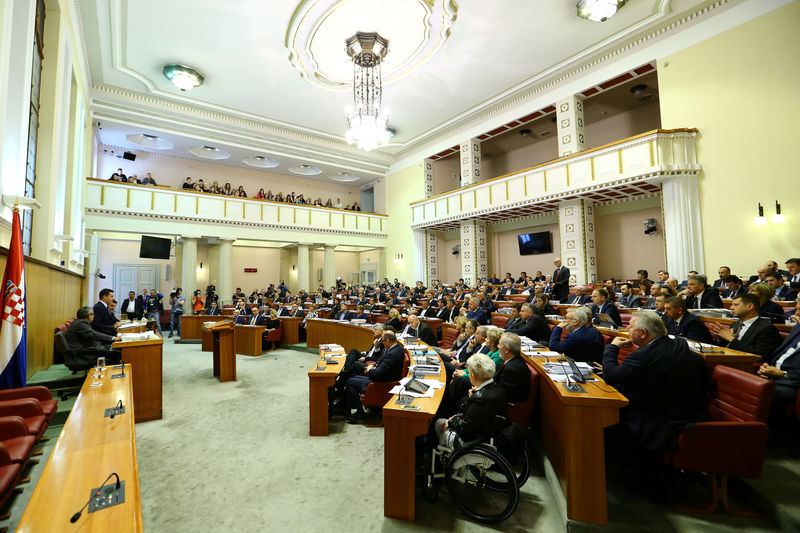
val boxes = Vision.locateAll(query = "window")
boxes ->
[23,0,46,256]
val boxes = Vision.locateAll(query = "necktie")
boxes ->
[695,297,700,309]
[554,268,560,282]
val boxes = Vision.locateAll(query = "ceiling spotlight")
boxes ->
[330,172,360,182]
[163,63,204,91]
[188,145,230,160]
[576,0,628,22]
[243,156,280,168]
[289,164,322,176]
[126,133,174,150]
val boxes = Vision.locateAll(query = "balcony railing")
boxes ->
[409,128,699,230]
[85,179,387,236]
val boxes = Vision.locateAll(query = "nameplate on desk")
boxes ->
[104,405,125,418]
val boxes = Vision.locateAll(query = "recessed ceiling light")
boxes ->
[126,133,174,150]
[329,172,360,182]
[243,156,280,168]
[188,145,230,160]
[289,165,322,175]
[576,0,627,23]
[163,63,204,91]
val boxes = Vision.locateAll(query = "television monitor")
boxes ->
[139,236,171,260]
[517,231,552,256]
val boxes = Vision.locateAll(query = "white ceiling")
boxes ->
[79,0,738,174]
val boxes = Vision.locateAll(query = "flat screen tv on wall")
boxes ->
[139,236,171,260]
[517,231,552,256]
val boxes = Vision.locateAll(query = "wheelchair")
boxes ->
[422,419,530,524]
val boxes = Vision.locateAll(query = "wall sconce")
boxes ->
[772,201,785,224]
[393,253,404,264]
[198,262,204,270]
[754,203,767,226]
[292,264,297,272]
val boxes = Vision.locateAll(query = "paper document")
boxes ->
[119,332,157,342]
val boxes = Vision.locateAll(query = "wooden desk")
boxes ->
[525,354,628,525]
[17,364,142,532]
[202,327,213,352]
[204,322,236,382]
[306,319,375,353]
[234,324,266,356]
[383,346,445,521]
[307,348,345,436]
[279,316,303,345]
[112,337,163,423]
[419,317,442,338]
[180,314,226,339]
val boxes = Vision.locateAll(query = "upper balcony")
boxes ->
[410,129,699,230]
[84,178,388,241]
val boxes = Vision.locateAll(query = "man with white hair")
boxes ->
[565,286,591,305]
[548,307,604,363]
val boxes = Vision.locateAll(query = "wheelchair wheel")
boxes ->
[512,445,531,489]
[445,444,519,523]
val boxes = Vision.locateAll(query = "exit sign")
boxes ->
[244,268,257,273]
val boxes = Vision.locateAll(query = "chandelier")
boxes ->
[345,32,390,152]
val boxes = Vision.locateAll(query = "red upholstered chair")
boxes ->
[263,321,282,350]
[361,350,411,411]
[374,315,388,324]
[492,315,510,328]
[665,365,774,515]
[0,416,37,465]
[506,361,539,429]
[0,399,48,441]
[0,386,57,423]
[439,326,459,348]
[0,442,23,511]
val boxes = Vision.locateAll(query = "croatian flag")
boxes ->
[0,210,27,388]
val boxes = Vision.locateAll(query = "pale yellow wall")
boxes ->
[385,163,424,282]
[96,239,177,295]
[594,202,666,281]
[659,1,800,276]
[232,246,282,292]
[488,222,561,280]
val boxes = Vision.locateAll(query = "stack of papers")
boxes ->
[389,377,444,398]
[524,350,560,357]
[320,343,343,351]
[119,332,157,342]
[542,361,596,383]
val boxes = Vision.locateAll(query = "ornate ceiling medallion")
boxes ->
[285,0,458,90]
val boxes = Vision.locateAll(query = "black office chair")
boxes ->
[52,332,91,400]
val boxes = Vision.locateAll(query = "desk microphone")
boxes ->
[110,399,123,419]
[70,472,120,523]
[557,358,573,388]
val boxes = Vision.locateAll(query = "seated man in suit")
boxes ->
[549,307,605,364]
[92,288,120,336]
[232,309,247,325]
[786,258,800,290]
[350,305,368,321]
[681,275,724,309]
[616,283,641,308]
[566,286,591,305]
[419,299,437,318]
[747,265,769,286]
[461,297,489,325]
[757,323,800,416]
[723,275,746,299]
[505,302,550,345]
[120,291,143,320]
[714,266,731,289]
[500,280,516,297]
[487,274,501,285]
[767,272,797,301]
[601,312,708,495]
[663,296,714,344]
[478,291,497,314]
[206,301,221,315]
[334,306,353,321]
[640,283,661,309]
[786,298,800,325]
[244,307,269,326]
[406,314,437,346]
[590,288,622,327]
[332,324,389,405]
[65,306,122,368]
[494,332,532,405]
[344,329,406,423]
[709,294,782,359]
[504,304,523,331]
[290,303,305,319]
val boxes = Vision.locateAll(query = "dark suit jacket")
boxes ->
[666,312,714,344]
[384,317,402,331]
[551,266,570,302]
[722,286,746,299]
[566,294,591,305]
[420,307,438,318]
[335,310,353,321]
[91,302,117,335]
[448,382,508,443]
[466,308,489,325]
[442,305,461,322]
[367,343,405,382]
[724,317,782,359]
[619,294,642,308]
[760,300,787,324]
[591,302,622,327]
[776,286,798,301]
[549,325,605,364]
[234,315,247,325]
[207,307,221,316]
[66,319,114,352]
[246,313,268,326]
[769,325,800,389]
[501,288,517,296]
[120,298,143,319]
[602,336,709,451]
[685,290,724,309]
[506,315,549,343]
[292,309,306,318]
[494,356,531,404]
[410,322,437,346]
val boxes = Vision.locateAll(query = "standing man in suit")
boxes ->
[757,323,800,416]
[682,275,724,309]
[723,275,747,299]
[602,311,708,454]
[714,266,731,289]
[767,272,797,301]
[92,288,120,336]
[709,294,782,359]
[663,297,714,344]
[344,330,406,423]
[120,291,143,320]
[65,306,122,368]
[549,307,605,364]
[590,288,622,327]
[551,258,570,303]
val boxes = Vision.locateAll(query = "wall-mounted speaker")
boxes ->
[165,264,171,280]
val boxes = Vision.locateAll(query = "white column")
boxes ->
[217,239,234,312]
[323,245,336,289]
[181,237,198,309]
[556,94,586,157]
[661,174,705,282]
[423,158,435,197]
[425,230,439,287]
[377,247,387,282]
[558,199,597,285]
[173,242,183,290]
[459,220,488,286]
[412,229,426,284]
[85,233,100,305]
[459,138,482,186]
[297,244,310,293]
